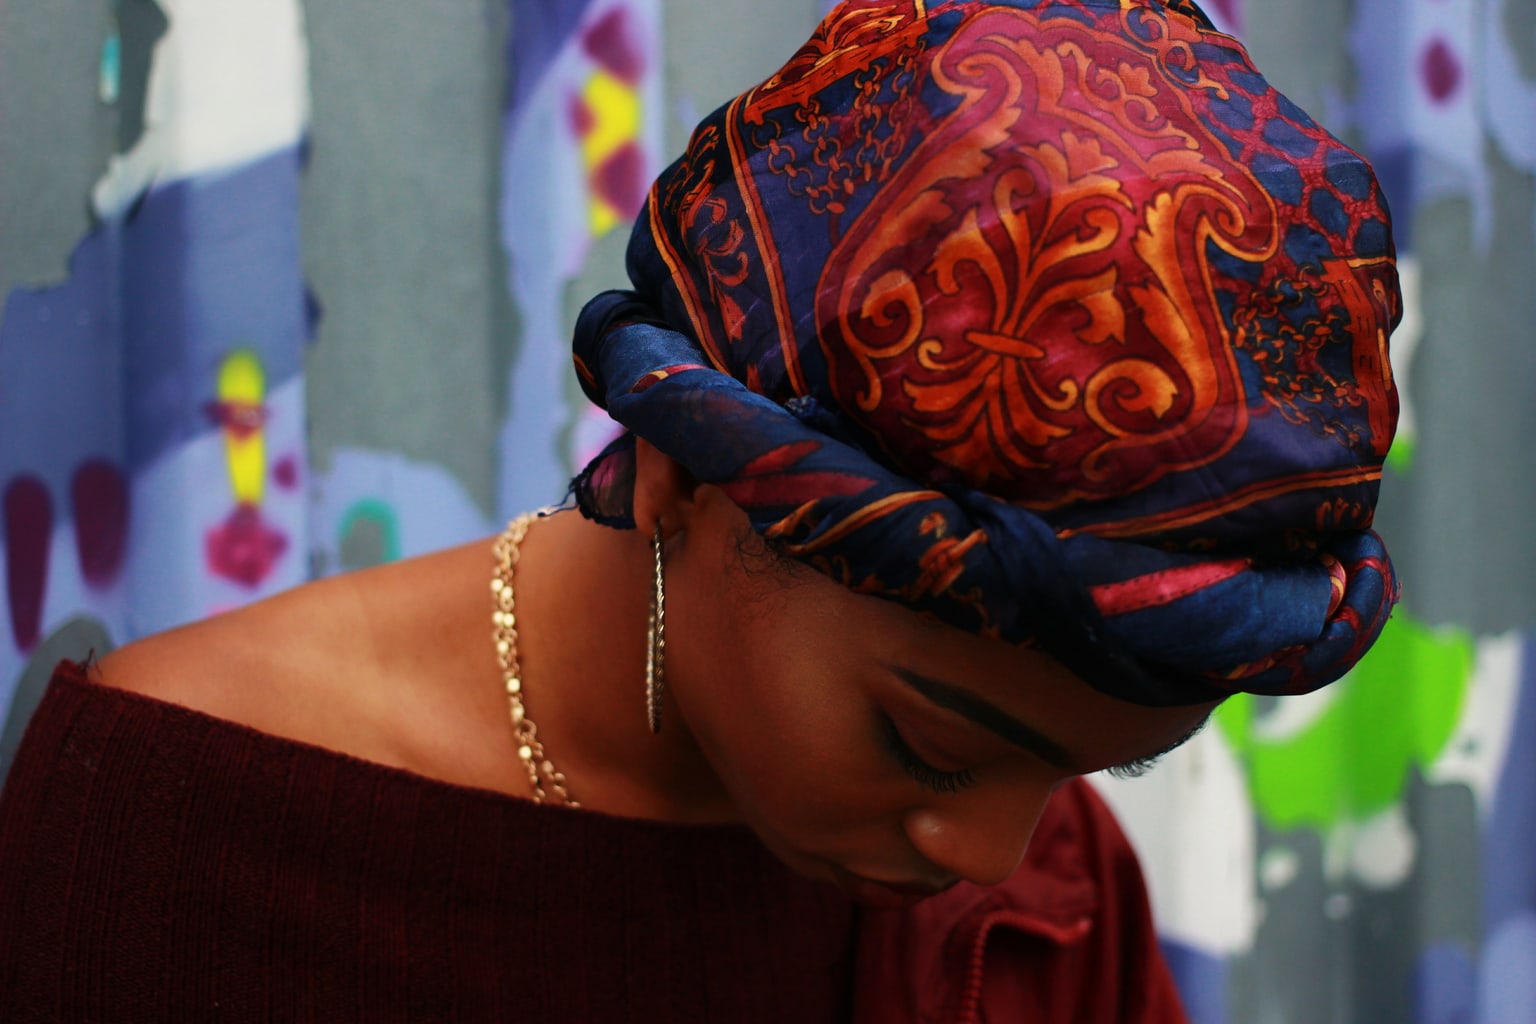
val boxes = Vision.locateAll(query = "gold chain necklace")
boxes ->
[491,510,578,806]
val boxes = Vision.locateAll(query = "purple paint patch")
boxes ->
[205,503,288,588]
[121,148,305,472]
[1412,942,1476,1024]
[507,0,596,126]
[594,140,647,220]
[1482,915,1536,1023]
[1421,38,1462,103]
[582,7,644,85]
[1478,639,1536,1021]
[4,476,54,651]
[272,455,300,491]
[70,459,130,589]
[1160,939,1230,1024]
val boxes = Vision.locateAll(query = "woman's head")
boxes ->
[630,436,1217,893]
[572,0,1400,705]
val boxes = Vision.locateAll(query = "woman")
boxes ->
[0,0,1399,1020]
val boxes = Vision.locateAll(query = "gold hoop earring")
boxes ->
[646,522,666,734]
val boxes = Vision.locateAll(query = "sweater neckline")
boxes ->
[49,659,757,840]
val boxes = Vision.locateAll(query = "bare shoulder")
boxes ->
[95,570,378,743]
[94,539,513,788]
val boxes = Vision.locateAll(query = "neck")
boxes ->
[509,509,737,823]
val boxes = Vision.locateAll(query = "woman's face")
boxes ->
[658,482,1219,906]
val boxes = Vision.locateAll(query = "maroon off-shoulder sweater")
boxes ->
[0,663,1190,1023]
[0,663,855,1022]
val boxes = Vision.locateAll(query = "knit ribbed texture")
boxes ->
[0,664,854,1022]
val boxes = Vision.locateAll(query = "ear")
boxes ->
[631,437,700,539]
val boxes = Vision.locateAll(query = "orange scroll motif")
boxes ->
[746,0,928,117]
[815,8,1280,508]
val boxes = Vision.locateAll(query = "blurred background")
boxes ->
[2,0,1533,1020]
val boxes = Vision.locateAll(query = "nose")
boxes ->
[902,782,1055,888]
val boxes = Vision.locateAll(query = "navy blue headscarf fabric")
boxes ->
[570,0,1401,706]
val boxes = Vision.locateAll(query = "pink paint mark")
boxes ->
[1421,37,1463,103]
[272,455,300,491]
[573,403,623,468]
[205,504,288,588]
[582,7,645,85]
[71,459,130,589]
[1204,0,1241,33]
[569,93,596,138]
[202,398,269,439]
[594,141,647,220]
[4,476,53,651]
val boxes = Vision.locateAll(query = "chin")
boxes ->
[752,830,938,900]
[757,833,838,883]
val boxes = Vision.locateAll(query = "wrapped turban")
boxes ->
[571,0,1401,706]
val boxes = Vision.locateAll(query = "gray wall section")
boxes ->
[662,0,825,157]
[113,0,167,154]
[1385,144,1536,634]
[0,0,118,300]
[299,0,823,519]
[1230,778,1485,1024]
[301,0,514,515]
[1240,2,1356,139]
[1508,0,1536,79]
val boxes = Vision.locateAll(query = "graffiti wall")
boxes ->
[1,0,312,773]
[2,1,1532,1020]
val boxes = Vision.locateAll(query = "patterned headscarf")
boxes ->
[571,0,1401,706]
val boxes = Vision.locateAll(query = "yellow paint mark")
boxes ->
[579,69,641,237]
[217,348,267,505]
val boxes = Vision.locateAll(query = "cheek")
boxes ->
[668,581,897,840]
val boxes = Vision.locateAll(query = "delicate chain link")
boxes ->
[645,524,665,734]
[491,510,577,806]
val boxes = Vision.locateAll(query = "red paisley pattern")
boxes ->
[1232,255,1400,459]
[816,8,1279,506]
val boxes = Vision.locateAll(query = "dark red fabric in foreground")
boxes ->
[854,780,1190,1023]
[0,663,1187,1022]
[0,664,854,1022]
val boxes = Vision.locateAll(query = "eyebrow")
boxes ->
[890,666,1077,771]
[889,666,1213,776]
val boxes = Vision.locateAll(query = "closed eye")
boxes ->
[879,713,977,795]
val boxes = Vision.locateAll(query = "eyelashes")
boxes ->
[879,713,977,795]
[1103,754,1163,780]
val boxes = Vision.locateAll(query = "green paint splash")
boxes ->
[1216,613,1474,831]
[338,499,403,568]
[1385,435,1416,474]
